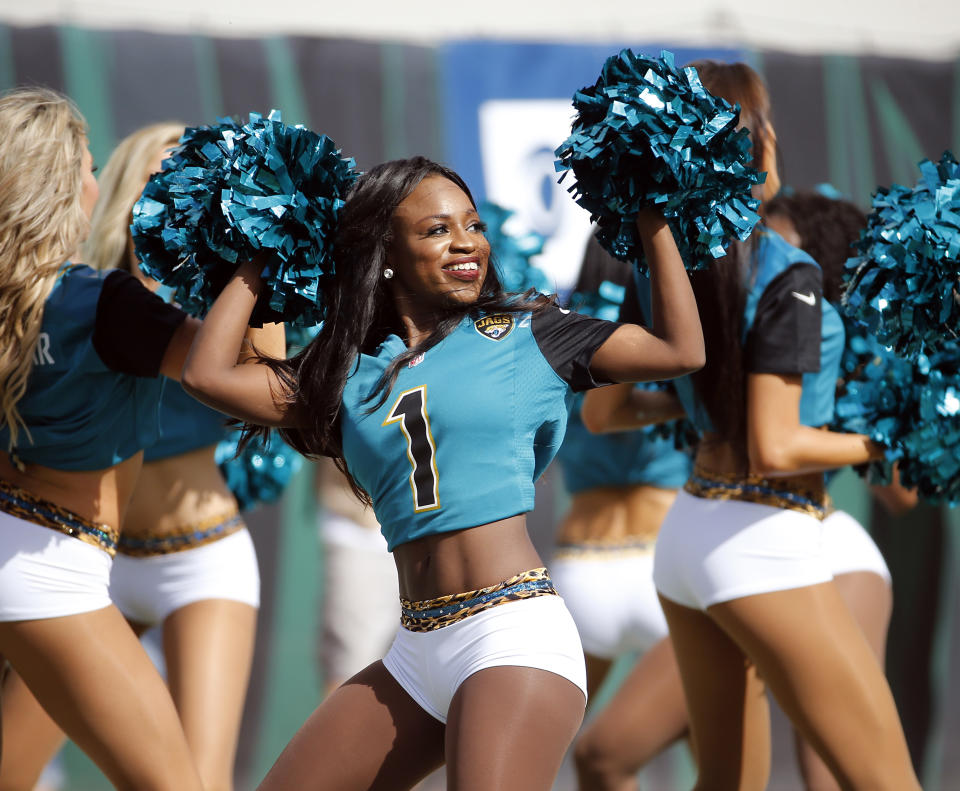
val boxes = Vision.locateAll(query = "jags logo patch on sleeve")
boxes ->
[473,314,515,341]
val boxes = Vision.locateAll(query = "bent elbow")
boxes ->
[580,407,609,435]
[681,348,706,375]
[664,348,705,379]
[180,362,214,400]
[748,444,792,476]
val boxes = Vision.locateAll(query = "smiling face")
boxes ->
[386,175,490,317]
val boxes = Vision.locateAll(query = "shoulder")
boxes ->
[43,264,106,330]
[751,228,821,297]
[51,263,106,300]
[755,226,818,273]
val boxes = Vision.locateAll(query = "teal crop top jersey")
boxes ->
[144,286,228,463]
[144,382,229,463]
[0,265,187,471]
[627,228,843,435]
[340,303,619,551]
[557,398,692,495]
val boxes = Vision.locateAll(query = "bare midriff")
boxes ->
[556,484,678,547]
[392,514,543,602]
[0,451,143,531]
[122,444,236,539]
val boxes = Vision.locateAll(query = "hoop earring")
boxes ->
[383,268,394,280]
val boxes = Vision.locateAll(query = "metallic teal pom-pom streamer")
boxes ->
[132,111,358,327]
[833,321,960,504]
[216,433,303,512]
[481,202,552,294]
[555,49,764,273]
[842,151,960,362]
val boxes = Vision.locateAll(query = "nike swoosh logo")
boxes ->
[791,291,816,306]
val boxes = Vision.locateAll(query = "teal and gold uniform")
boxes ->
[0,265,186,470]
[627,228,842,434]
[144,285,227,462]
[557,400,691,495]
[340,303,619,551]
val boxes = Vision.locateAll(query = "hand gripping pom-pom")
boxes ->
[842,151,960,362]
[481,202,553,294]
[833,320,960,505]
[554,50,765,273]
[132,111,358,327]
[216,434,303,512]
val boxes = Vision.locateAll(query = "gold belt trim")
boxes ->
[0,479,118,556]
[400,567,557,633]
[117,509,244,557]
[683,465,829,520]
[553,538,656,560]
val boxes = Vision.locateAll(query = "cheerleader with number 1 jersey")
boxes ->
[179,156,704,790]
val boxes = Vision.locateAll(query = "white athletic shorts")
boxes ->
[653,489,833,611]
[0,511,112,621]
[823,509,891,583]
[319,511,400,682]
[551,549,668,660]
[110,528,260,626]
[383,594,588,723]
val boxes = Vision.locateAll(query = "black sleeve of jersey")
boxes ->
[531,302,621,391]
[745,263,822,375]
[92,270,187,377]
[617,275,646,326]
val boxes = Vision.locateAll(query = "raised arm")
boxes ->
[588,211,704,383]
[180,260,300,427]
[747,372,884,476]
[581,383,686,434]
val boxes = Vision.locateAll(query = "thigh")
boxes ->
[659,595,770,791]
[445,665,585,791]
[709,582,918,790]
[257,661,444,791]
[163,598,258,788]
[584,653,614,700]
[0,668,66,791]
[577,637,688,772]
[0,606,202,791]
[831,570,892,662]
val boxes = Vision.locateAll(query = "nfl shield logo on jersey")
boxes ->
[474,315,515,341]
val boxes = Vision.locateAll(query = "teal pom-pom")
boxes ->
[132,111,358,327]
[481,202,553,294]
[834,325,960,505]
[216,433,303,512]
[842,151,960,362]
[555,49,764,273]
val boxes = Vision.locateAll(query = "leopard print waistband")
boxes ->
[553,538,656,560]
[683,464,829,520]
[117,510,244,557]
[0,479,119,556]
[400,567,558,633]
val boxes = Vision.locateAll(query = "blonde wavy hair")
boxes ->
[84,122,185,273]
[0,87,89,447]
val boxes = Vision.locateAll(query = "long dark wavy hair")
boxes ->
[764,191,867,304]
[685,61,780,463]
[261,156,540,502]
